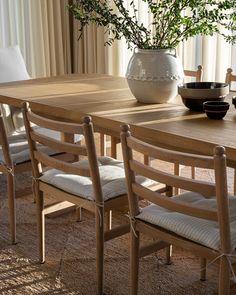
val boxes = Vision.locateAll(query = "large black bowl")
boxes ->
[178,82,229,111]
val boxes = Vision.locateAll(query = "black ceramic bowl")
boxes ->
[178,82,229,112]
[203,101,230,120]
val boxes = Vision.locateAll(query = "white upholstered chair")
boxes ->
[0,46,83,244]
[121,124,235,295]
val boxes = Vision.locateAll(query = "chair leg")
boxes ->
[144,154,150,166]
[111,136,118,159]
[76,206,82,222]
[131,226,140,295]
[234,168,236,195]
[105,210,112,230]
[165,245,172,265]
[200,258,206,281]
[100,133,106,156]
[174,163,180,195]
[191,166,195,179]
[7,173,16,244]
[96,205,104,295]
[218,256,231,295]
[36,191,45,263]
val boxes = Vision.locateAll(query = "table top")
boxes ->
[0,74,235,165]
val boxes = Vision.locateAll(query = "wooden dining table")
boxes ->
[0,73,235,166]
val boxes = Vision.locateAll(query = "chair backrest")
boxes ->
[22,103,104,203]
[0,45,30,135]
[120,124,231,253]
[225,68,236,91]
[184,65,203,82]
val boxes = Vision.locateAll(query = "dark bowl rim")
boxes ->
[178,82,229,90]
[203,101,230,106]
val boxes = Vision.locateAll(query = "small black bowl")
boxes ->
[232,96,236,108]
[203,101,230,120]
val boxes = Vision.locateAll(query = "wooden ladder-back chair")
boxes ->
[226,68,236,91]
[182,65,203,178]
[144,65,204,192]
[165,64,204,195]
[0,46,84,244]
[184,65,203,83]
[0,108,81,244]
[121,124,235,295]
[225,68,236,195]
[22,104,163,294]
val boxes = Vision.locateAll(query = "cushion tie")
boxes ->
[31,176,40,198]
[94,201,104,227]
[0,161,14,176]
[126,214,138,238]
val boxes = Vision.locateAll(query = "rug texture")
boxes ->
[0,166,235,295]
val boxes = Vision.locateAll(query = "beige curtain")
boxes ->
[1,0,234,80]
[71,22,106,74]
[0,0,72,77]
[177,35,233,82]
[24,0,70,77]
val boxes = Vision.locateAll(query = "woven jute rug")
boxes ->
[0,167,235,295]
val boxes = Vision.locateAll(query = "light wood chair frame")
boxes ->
[226,68,236,194]
[0,108,79,245]
[226,68,236,91]
[144,65,203,182]
[0,110,39,244]
[184,65,203,83]
[120,124,232,295]
[168,64,204,195]
[22,103,131,295]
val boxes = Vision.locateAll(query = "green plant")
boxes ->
[69,0,236,49]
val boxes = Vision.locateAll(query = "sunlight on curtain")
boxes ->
[0,0,71,77]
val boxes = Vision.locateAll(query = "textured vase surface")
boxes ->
[126,48,184,103]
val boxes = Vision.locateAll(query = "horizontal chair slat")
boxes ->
[31,131,87,156]
[34,150,91,177]
[130,160,216,197]
[27,112,83,134]
[184,70,198,77]
[133,183,218,221]
[127,136,214,169]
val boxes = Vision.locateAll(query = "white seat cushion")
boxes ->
[40,156,154,201]
[0,45,31,135]
[136,192,236,250]
[0,128,83,165]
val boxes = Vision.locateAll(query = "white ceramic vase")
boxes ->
[126,48,184,103]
